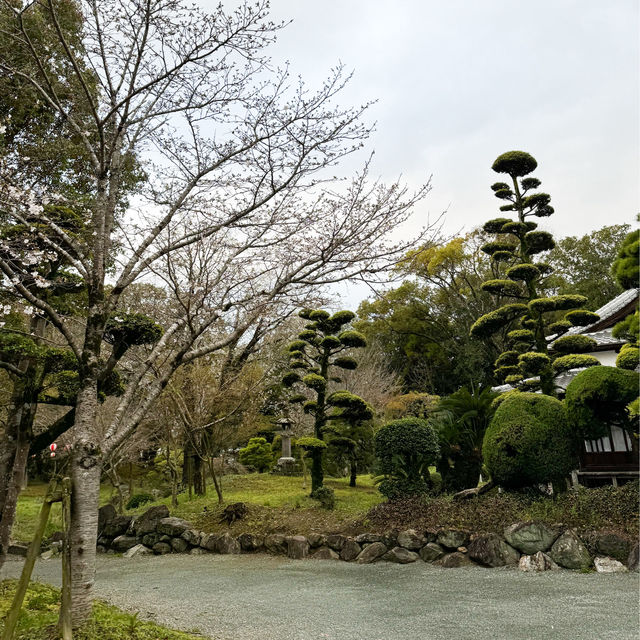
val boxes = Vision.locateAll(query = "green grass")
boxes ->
[127,473,384,536]
[0,580,204,639]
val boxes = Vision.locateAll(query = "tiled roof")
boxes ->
[570,288,638,334]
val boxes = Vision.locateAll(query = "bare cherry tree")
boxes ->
[0,0,437,623]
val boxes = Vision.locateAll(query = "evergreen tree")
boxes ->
[470,151,601,395]
[282,309,368,493]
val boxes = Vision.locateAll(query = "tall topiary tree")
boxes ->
[470,151,600,395]
[282,309,368,494]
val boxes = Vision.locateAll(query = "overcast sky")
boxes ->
[202,0,639,304]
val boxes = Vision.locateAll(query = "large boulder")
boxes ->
[134,505,170,536]
[216,533,240,554]
[397,529,426,551]
[355,533,382,544]
[504,521,559,554]
[97,504,117,535]
[420,543,445,563]
[468,534,520,567]
[628,543,639,572]
[286,536,309,560]
[594,533,633,564]
[190,547,208,555]
[123,544,153,558]
[264,534,287,555]
[339,539,361,562]
[307,533,327,548]
[356,542,387,564]
[518,552,559,572]
[200,533,220,552]
[238,533,263,552]
[382,547,419,564]
[141,533,160,547]
[326,535,348,552]
[171,537,189,553]
[311,546,339,560]
[111,535,138,552]
[435,552,474,568]
[549,530,592,570]
[152,542,172,555]
[437,529,469,549]
[594,556,628,574]
[157,517,191,537]
[103,515,132,538]
[181,529,202,547]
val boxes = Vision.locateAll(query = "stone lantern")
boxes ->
[276,417,295,469]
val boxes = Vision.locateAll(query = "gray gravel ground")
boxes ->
[2,554,639,640]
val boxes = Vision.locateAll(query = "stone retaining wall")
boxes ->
[91,504,638,573]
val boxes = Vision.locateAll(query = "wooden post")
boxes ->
[58,477,72,640]
[2,479,59,640]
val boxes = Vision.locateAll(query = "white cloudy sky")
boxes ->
[201,0,639,303]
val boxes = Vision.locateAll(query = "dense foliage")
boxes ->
[238,437,274,473]
[374,417,439,499]
[483,392,576,488]
[470,151,600,395]
[565,366,639,439]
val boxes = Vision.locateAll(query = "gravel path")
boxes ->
[3,554,639,640]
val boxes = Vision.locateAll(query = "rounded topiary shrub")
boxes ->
[126,492,154,510]
[483,393,576,489]
[565,366,639,439]
[238,437,273,472]
[374,418,439,499]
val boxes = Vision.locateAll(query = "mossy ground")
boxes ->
[0,580,204,639]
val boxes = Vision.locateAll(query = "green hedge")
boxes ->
[565,366,639,439]
[483,393,576,488]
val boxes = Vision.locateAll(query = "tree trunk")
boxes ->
[349,457,357,488]
[206,457,223,504]
[310,449,323,494]
[68,382,101,628]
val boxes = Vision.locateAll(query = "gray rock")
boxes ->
[381,530,399,548]
[436,551,474,568]
[159,535,172,543]
[103,515,132,538]
[152,542,172,555]
[264,534,287,555]
[594,533,632,564]
[134,505,170,536]
[356,541,387,564]
[200,533,219,551]
[238,533,263,552]
[326,534,348,551]
[307,533,327,548]
[8,543,29,557]
[157,516,191,537]
[141,533,160,547]
[339,539,361,562]
[123,544,153,558]
[190,547,208,555]
[397,529,426,551]
[181,529,202,546]
[549,530,592,570]
[518,551,559,572]
[594,556,628,573]
[382,547,419,564]
[628,542,639,572]
[423,530,437,543]
[286,535,310,559]
[96,545,107,554]
[171,537,189,553]
[468,534,520,567]
[40,549,58,560]
[504,521,559,554]
[98,504,117,534]
[216,532,240,554]
[420,542,445,563]
[311,546,339,560]
[355,533,382,544]
[437,529,469,549]
[112,535,139,552]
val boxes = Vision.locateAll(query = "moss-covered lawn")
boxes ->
[0,580,204,639]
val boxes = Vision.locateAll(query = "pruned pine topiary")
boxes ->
[565,309,600,327]
[565,366,639,439]
[612,228,639,290]
[471,151,597,396]
[483,392,576,489]
[616,344,639,371]
[552,334,597,354]
[552,354,601,373]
